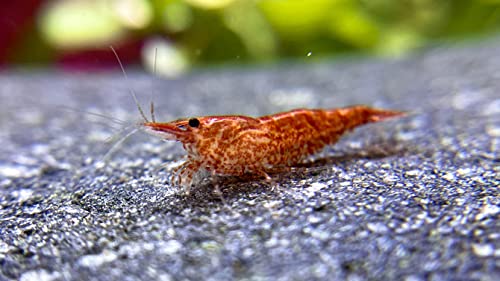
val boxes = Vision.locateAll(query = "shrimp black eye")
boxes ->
[188,118,200,128]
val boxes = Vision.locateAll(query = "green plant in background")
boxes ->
[36,0,500,76]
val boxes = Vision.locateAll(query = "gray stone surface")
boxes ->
[0,40,499,281]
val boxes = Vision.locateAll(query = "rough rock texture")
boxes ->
[0,40,498,281]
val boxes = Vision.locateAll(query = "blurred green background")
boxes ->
[2,0,500,76]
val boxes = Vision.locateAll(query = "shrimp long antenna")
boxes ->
[104,123,137,143]
[101,127,139,162]
[109,46,149,123]
[60,105,127,127]
[150,48,157,123]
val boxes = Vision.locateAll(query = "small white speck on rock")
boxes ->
[442,173,456,182]
[486,124,500,137]
[366,222,389,234]
[0,240,11,253]
[475,204,500,220]
[10,189,34,202]
[94,161,106,169]
[363,162,376,169]
[158,240,182,255]
[472,243,494,257]
[307,215,323,224]
[380,163,391,169]
[304,182,327,197]
[309,182,327,191]
[456,168,473,176]
[339,181,351,187]
[242,248,254,258]
[404,275,425,281]
[19,270,61,281]
[405,170,421,177]
[0,164,39,178]
[77,250,118,268]
[383,175,399,184]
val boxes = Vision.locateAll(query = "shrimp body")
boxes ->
[109,48,403,189]
[141,105,404,188]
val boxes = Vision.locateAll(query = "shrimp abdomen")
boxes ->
[258,106,404,166]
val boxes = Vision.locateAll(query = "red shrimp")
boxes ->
[140,106,405,190]
[109,47,404,191]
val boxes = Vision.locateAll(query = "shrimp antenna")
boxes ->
[59,105,126,127]
[101,127,139,162]
[150,48,157,123]
[109,46,149,123]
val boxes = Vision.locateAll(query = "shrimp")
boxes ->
[139,106,405,190]
[109,47,404,191]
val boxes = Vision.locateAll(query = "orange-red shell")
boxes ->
[142,106,404,187]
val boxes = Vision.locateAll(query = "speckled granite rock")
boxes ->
[0,40,498,281]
